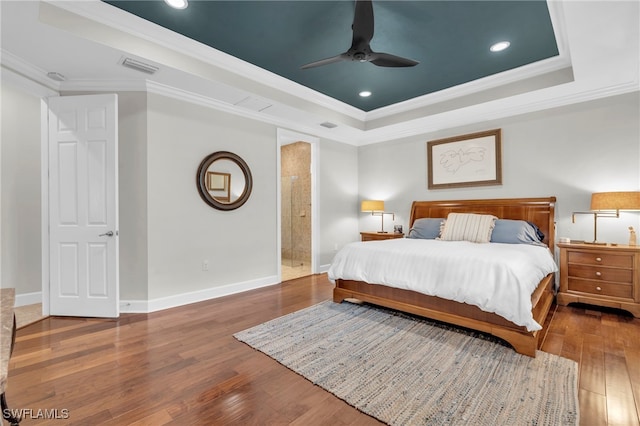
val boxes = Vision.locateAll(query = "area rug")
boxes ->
[234,301,578,425]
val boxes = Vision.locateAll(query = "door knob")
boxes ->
[99,231,114,237]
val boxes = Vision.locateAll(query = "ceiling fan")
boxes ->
[301,0,419,70]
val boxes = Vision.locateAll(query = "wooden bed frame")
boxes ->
[333,197,557,357]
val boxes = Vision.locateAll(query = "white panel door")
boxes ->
[48,94,119,317]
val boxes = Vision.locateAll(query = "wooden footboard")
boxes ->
[334,274,554,357]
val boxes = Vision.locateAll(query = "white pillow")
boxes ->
[439,213,497,243]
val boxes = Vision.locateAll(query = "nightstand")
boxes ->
[360,232,404,242]
[557,242,640,317]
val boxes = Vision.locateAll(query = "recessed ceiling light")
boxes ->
[359,91,372,98]
[490,41,510,52]
[164,0,188,9]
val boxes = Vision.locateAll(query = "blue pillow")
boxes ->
[527,221,546,242]
[490,219,545,245]
[407,218,444,239]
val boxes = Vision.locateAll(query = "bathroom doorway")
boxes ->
[280,141,312,281]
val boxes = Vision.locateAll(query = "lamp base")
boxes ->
[377,231,388,233]
[584,241,607,245]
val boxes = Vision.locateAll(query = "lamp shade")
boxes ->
[591,191,640,211]
[361,200,384,212]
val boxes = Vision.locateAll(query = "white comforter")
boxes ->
[327,239,558,331]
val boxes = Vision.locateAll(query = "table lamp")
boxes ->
[572,191,640,244]
[361,200,394,233]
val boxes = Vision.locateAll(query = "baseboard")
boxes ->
[14,291,42,307]
[16,275,283,313]
[120,275,281,314]
[318,263,331,274]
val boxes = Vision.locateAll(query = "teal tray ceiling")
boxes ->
[104,1,559,112]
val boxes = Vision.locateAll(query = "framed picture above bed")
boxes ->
[427,129,502,189]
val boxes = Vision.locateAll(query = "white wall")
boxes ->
[318,139,359,268]
[0,82,42,294]
[146,93,279,300]
[358,93,640,245]
[117,92,148,301]
[144,92,360,301]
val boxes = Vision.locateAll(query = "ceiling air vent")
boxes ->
[320,121,338,129]
[120,57,159,75]
[46,71,66,81]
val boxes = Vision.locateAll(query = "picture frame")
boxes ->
[207,171,226,191]
[427,129,502,189]
[206,171,231,202]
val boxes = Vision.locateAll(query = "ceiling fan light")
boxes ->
[359,91,372,97]
[164,0,188,10]
[490,41,511,52]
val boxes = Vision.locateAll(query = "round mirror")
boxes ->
[196,151,253,210]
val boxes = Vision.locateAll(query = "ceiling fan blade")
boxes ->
[302,0,419,70]
[300,53,348,70]
[351,0,374,46]
[369,52,419,67]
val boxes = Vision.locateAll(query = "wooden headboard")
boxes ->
[409,197,556,250]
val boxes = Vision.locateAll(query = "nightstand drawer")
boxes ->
[558,243,640,317]
[568,278,633,299]
[568,264,633,284]
[567,251,633,268]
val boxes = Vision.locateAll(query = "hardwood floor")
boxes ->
[7,274,640,425]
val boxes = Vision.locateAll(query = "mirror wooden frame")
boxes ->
[196,151,253,211]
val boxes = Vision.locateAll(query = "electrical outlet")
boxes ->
[202,260,209,271]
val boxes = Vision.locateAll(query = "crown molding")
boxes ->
[0,44,360,145]
[547,0,571,61]
[59,79,147,93]
[49,0,574,124]
[4,1,638,149]
[364,55,572,121]
[46,0,367,122]
[0,65,58,98]
[360,79,640,146]
[1,49,60,95]
[4,45,637,148]
[364,1,572,121]
[144,80,361,146]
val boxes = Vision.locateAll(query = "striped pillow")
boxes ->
[439,213,497,243]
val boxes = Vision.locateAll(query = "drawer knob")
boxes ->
[596,286,602,291]
[595,271,602,277]
[595,257,602,262]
